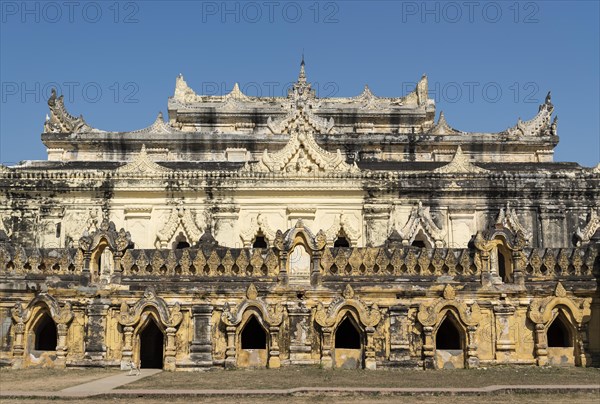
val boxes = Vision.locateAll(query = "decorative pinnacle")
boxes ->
[298,54,306,84]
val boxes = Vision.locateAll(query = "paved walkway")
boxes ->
[1,370,598,399]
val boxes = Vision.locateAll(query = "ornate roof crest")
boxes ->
[433,146,489,174]
[173,74,202,103]
[44,88,95,133]
[240,213,277,246]
[156,201,206,247]
[428,112,462,135]
[495,202,533,242]
[116,145,171,175]
[575,208,600,246]
[245,110,357,175]
[505,92,555,137]
[324,212,361,243]
[394,201,446,247]
[128,112,179,135]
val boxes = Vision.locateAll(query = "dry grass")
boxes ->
[120,366,600,390]
[0,393,599,404]
[0,368,120,391]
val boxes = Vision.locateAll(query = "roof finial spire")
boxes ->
[298,52,306,83]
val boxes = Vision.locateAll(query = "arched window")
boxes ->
[335,316,361,349]
[241,316,267,349]
[252,236,267,249]
[547,315,573,348]
[436,315,461,350]
[334,236,350,248]
[35,313,57,351]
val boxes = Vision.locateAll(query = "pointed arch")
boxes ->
[435,311,464,350]
[240,313,268,350]
[137,313,165,369]
[32,311,57,351]
[547,312,574,348]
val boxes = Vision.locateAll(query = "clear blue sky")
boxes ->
[1,0,599,166]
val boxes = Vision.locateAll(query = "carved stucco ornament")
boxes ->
[433,146,489,174]
[417,284,482,327]
[505,92,555,138]
[428,112,463,135]
[116,145,171,175]
[11,293,74,326]
[495,202,533,243]
[575,208,600,246]
[240,213,277,246]
[528,282,592,325]
[391,201,446,247]
[44,88,95,134]
[314,284,382,328]
[156,201,206,247]
[118,287,183,328]
[324,212,361,244]
[79,218,131,254]
[127,112,180,135]
[220,283,284,327]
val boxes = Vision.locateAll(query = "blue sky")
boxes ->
[1,0,599,166]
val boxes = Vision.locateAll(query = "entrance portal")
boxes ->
[334,316,362,369]
[34,313,57,351]
[139,319,164,369]
[238,315,268,368]
[434,315,465,369]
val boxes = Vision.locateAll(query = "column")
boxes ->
[189,305,213,367]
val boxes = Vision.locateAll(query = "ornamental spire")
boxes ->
[298,53,306,84]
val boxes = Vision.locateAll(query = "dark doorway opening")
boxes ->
[35,313,57,351]
[140,319,164,369]
[547,316,572,347]
[241,316,267,349]
[411,240,427,248]
[436,316,461,350]
[334,237,350,248]
[335,317,361,349]
[252,236,267,249]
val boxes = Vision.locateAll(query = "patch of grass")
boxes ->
[120,366,600,390]
[1,392,600,404]
[0,368,120,391]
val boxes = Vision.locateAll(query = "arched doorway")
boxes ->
[139,319,164,369]
[546,313,575,366]
[238,315,268,368]
[434,313,465,369]
[34,313,57,351]
[333,315,363,369]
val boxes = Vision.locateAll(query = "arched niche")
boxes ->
[545,310,576,366]
[528,283,592,367]
[220,284,285,369]
[333,312,364,369]
[11,294,74,367]
[433,311,466,369]
[236,311,269,368]
[118,288,183,371]
[32,311,57,351]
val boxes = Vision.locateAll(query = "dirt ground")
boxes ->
[120,366,600,390]
[0,368,120,391]
[1,393,599,404]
